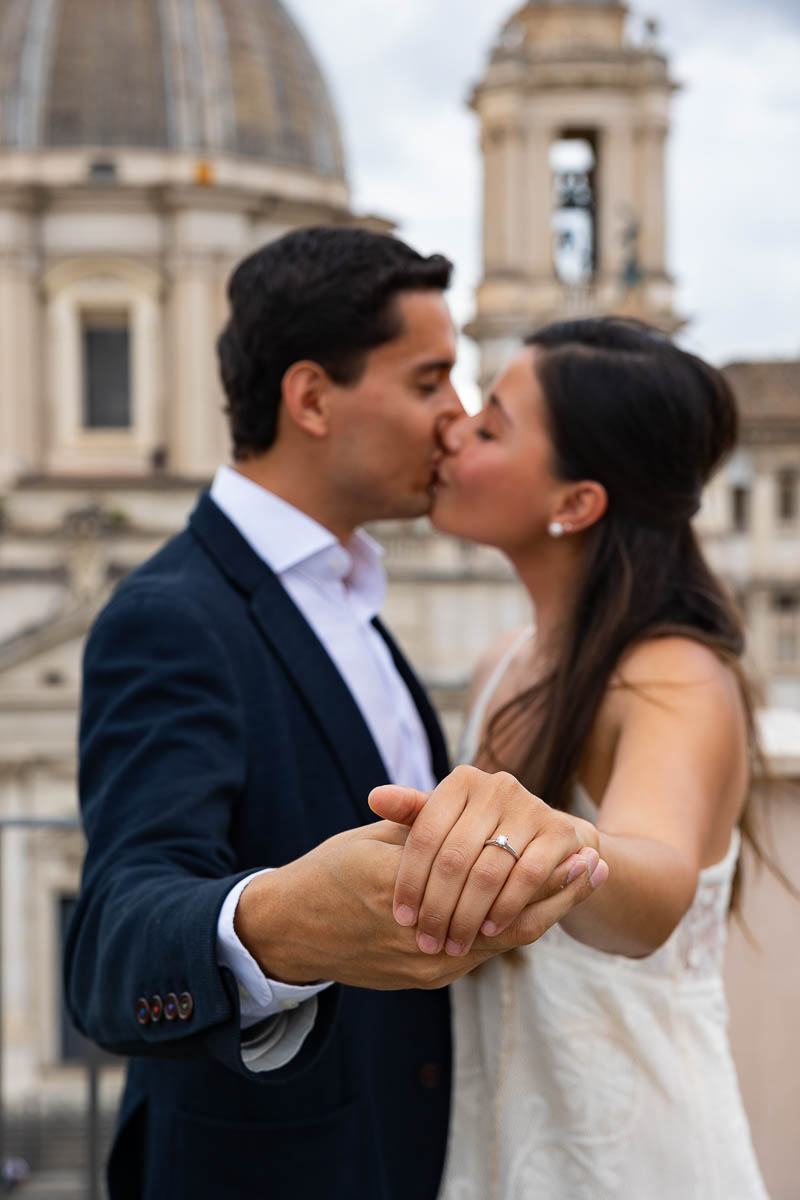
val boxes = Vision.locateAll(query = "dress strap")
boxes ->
[457,627,535,765]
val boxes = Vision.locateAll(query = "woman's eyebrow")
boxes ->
[485,393,512,425]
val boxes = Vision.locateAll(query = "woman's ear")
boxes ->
[281,361,332,438]
[552,480,607,534]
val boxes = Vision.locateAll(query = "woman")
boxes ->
[371,318,768,1198]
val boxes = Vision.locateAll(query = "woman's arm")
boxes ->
[371,637,746,960]
[558,637,747,955]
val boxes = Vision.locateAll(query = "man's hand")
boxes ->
[234,809,603,992]
[369,765,608,959]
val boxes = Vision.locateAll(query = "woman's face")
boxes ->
[431,347,565,551]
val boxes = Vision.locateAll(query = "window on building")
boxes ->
[82,310,131,429]
[731,485,750,532]
[777,470,798,525]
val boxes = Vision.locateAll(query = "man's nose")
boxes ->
[438,412,470,454]
[434,383,466,444]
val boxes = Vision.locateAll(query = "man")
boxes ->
[65,227,599,1199]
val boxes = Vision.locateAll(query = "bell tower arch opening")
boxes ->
[550,131,598,287]
[467,0,684,391]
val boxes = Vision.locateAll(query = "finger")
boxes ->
[443,814,583,953]
[488,859,608,950]
[480,846,600,937]
[368,784,431,826]
[418,820,524,956]
[390,765,486,932]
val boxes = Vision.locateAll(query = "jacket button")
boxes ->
[419,1062,442,1089]
[150,994,164,1023]
[136,997,151,1026]
[164,992,179,1021]
[177,991,194,1021]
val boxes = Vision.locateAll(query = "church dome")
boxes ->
[0,0,346,179]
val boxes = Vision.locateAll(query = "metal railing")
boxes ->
[0,816,105,1199]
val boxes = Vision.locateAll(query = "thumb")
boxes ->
[368,783,431,826]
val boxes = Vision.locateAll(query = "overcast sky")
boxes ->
[287,0,800,405]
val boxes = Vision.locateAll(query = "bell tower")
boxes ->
[468,1,683,388]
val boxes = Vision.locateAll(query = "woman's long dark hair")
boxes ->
[478,317,769,902]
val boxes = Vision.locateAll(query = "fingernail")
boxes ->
[566,860,588,885]
[445,939,464,957]
[580,848,599,873]
[481,920,498,936]
[418,933,440,954]
[590,861,609,889]
[395,904,416,926]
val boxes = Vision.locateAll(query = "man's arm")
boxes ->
[67,584,600,1080]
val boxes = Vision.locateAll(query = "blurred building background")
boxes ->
[0,0,797,1196]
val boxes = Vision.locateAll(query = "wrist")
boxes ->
[234,864,320,986]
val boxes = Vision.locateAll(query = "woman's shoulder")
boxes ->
[614,635,738,690]
[608,635,746,732]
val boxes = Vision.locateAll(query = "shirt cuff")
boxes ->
[216,869,334,1029]
[240,996,321,1071]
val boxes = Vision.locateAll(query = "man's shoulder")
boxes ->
[98,522,238,632]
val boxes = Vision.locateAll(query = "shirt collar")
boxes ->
[210,465,386,619]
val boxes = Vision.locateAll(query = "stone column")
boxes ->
[0,202,39,486]
[482,126,506,276]
[166,202,248,478]
[597,124,636,285]
[523,121,554,280]
[501,123,527,271]
[637,124,668,276]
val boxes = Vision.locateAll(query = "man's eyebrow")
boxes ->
[412,359,454,375]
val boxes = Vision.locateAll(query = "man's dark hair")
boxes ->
[217,226,453,459]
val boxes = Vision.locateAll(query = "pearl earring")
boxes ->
[548,521,564,538]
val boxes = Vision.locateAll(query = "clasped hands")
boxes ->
[238,766,607,991]
[369,764,608,960]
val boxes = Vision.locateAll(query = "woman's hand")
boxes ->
[369,765,606,958]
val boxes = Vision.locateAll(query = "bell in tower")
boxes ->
[467,0,684,390]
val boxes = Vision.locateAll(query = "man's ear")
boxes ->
[281,361,332,438]
[552,480,607,534]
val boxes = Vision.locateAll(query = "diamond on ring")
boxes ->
[483,834,520,860]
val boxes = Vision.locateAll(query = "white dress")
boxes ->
[439,632,769,1200]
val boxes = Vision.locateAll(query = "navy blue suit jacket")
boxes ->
[65,493,451,1199]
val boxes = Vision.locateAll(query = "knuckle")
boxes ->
[418,910,448,936]
[515,856,547,892]
[472,858,504,891]
[494,770,517,790]
[394,880,422,907]
[409,821,445,856]
[437,844,470,879]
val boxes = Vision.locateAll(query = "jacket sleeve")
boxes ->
[64,581,341,1081]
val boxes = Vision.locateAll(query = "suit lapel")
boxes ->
[249,575,390,823]
[372,617,450,781]
[190,493,390,824]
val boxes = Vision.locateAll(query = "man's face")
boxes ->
[325,290,464,525]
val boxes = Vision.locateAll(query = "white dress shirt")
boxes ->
[211,466,436,1068]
